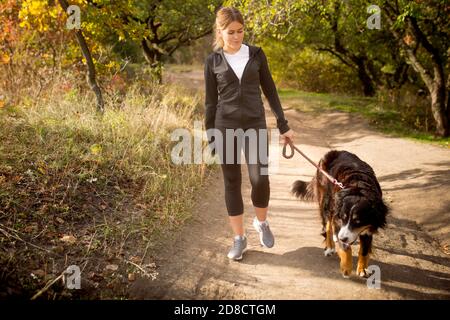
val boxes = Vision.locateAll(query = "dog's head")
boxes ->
[333,187,388,249]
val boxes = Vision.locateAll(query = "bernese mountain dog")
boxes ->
[292,150,389,278]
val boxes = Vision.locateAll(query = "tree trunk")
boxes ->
[408,61,448,137]
[447,74,450,129]
[430,80,449,137]
[330,2,376,97]
[407,17,449,137]
[142,39,163,84]
[58,0,104,113]
[384,10,449,137]
[355,58,376,97]
[447,90,450,127]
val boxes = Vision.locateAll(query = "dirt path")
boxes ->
[129,70,450,299]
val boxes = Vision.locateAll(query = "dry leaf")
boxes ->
[60,235,77,244]
[129,256,141,264]
[24,224,38,233]
[105,264,119,271]
[32,269,45,278]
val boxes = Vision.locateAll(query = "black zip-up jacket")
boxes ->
[204,43,290,146]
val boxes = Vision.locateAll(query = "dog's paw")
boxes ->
[341,269,351,278]
[340,265,352,278]
[357,268,370,278]
[324,248,336,256]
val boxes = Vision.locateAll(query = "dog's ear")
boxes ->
[335,187,361,209]
[350,198,370,216]
[334,188,350,214]
[370,199,389,229]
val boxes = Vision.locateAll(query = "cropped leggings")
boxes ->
[215,126,270,216]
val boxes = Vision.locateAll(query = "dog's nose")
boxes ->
[340,236,348,243]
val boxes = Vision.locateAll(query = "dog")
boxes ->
[291,150,389,278]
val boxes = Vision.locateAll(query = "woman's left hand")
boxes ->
[281,129,295,145]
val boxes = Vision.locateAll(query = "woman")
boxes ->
[204,6,295,260]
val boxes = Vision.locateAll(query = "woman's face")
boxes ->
[219,21,244,52]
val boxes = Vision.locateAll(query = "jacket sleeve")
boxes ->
[204,55,218,154]
[259,48,290,134]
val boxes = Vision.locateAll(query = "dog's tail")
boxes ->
[291,177,317,201]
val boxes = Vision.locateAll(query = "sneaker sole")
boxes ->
[253,219,274,248]
[228,248,247,261]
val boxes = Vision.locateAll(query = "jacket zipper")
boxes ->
[220,45,257,125]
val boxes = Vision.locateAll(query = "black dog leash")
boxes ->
[282,138,345,190]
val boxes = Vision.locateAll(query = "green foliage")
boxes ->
[263,42,361,94]
[278,88,449,146]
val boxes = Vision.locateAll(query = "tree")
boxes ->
[228,0,449,136]
[16,0,105,112]
[84,0,223,83]
[58,0,104,113]
[382,0,449,137]
[16,0,223,91]
[229,0,398,96]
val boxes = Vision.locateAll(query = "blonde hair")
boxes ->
[213,7,245,51]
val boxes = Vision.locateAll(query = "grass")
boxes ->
[278,88,450,148]
[164,63,203,73]
[0,76,215,299]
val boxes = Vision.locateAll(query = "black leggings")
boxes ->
[215,126,270,216]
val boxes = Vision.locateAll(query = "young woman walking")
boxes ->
[204,6,295,260]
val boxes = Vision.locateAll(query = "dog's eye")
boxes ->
[354,219,360,224]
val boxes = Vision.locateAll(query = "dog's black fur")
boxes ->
[292,150,389,277]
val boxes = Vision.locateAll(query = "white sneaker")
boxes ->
[253,217,275,248]
[227,235,247,260]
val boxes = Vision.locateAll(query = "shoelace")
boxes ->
[260,223,270,232]
[233,238,243,248]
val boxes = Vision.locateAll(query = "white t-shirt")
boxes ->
[223,44,249,83]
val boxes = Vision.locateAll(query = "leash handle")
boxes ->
[282,138,295,159]
[282,138,345,190]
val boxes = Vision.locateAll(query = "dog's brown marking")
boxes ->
[337,244,352,277]
[325,220,334,251]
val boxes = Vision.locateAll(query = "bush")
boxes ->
[263,44,361,95]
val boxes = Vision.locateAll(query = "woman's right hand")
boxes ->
[280,129,295,145]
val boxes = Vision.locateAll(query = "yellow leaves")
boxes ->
[49,8,59,19]
[27,0,47,15]
[18,0,62,32]
[33,160,48,175]
[19,19,30,29]
[37,165,46,175]
[105,61,119,70]
[90,144,103,155]
[117,30,126,41]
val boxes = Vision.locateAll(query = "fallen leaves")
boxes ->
[60,235,76,244]
[55,217,65,225]
[24,224,38,233]
[31,269,45,278]
[105,264,119,271]
[128,273,136,282]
